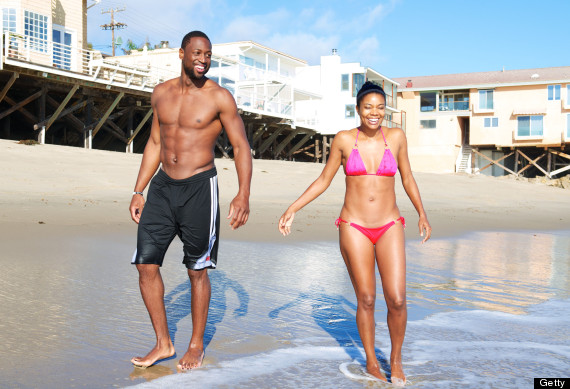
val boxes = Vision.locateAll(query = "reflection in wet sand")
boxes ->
[407,231,569,315]
[129,365,173,382]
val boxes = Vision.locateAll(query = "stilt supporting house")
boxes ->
[472,146,570,179]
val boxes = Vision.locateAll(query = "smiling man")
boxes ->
[128,31,252,370]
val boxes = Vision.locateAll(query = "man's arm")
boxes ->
[217,88,252,230]
[129,89,163,223]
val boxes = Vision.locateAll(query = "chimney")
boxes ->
[332,48,337,55]
[406,79,412,88]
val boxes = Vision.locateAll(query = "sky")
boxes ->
[87,0,570,79]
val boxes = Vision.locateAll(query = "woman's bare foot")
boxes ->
[390,360,406,386]
[365,361,388,382]
[131,343,175,368]
[177,347,204,371]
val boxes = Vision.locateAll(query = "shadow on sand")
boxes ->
[269,289,390,377]
[164,270,249,348]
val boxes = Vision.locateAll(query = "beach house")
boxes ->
[1,0,88,72]
[394,67,570,178]
[111,42,404,161]
[1,0,166,152]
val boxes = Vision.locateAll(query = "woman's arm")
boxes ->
[394,129,432,243]
[278,133,345,236]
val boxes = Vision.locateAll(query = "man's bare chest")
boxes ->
[157,96,218,129]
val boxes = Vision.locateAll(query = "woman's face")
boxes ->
[357,93,386,129]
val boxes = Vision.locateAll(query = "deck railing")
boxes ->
[1,32,323,129]
[1,32,166,91]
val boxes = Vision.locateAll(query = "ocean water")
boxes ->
[0,229,568,388]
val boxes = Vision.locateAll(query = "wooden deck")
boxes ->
[0,63,328,161]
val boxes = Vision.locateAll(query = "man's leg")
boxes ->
[131,264,175,368]
[177,268,210,370]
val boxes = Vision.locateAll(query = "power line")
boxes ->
[100,7,127,56]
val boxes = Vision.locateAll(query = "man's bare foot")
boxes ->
[365,362,388,382]
[131,343,175,369]
[177,347,204,371]
[390,360,406,386]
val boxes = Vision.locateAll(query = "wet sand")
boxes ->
[0,139,569,388]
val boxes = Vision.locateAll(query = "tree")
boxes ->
[121,39,139,55]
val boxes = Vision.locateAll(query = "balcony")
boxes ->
[439,100,469,111]
[1,32,169,91]
[439,91,469,112]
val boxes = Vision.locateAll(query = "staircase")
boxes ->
[456,145,472,173]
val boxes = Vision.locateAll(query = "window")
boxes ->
[345,104,355,118]
[517,115,543,137]
[420,92,436,112]
[2,8,16,33]
[2,8,17,50]
[439,92,469,111]
[239,55,254,66]
[548,85,561,101]
[567,114,570,138]
[352,73,365,97]
[52,27,72,70]
[479,90,494,110]
[341,74,349,91]
[24,11,48,53]
[484,117,498,127]
[420,119,436,129]
[221,77,234,95]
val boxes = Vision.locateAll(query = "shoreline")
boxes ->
[1,139,569,389]
[1,139,569,242]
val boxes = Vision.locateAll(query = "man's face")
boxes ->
[179,37,212,80]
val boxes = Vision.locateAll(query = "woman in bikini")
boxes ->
[279,81,431,385]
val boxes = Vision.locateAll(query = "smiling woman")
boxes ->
[279,81,431,385]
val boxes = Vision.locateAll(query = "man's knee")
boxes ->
[188,268,209,282]
[136,264,160,279]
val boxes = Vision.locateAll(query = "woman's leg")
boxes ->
[339,224,387,382]
[375,221,407,384]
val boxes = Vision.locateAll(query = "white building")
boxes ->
[111,42,403,136]
[296,50,400,135]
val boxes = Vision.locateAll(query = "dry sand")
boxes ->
[0,139,568,242]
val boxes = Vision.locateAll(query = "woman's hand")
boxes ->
[418,214,432,243]
[278,209,296,236]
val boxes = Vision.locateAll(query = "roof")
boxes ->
[394,66,570,91]
[213,41,307,65]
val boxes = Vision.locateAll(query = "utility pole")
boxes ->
[100,7,126,56]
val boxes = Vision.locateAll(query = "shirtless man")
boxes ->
[129,31,252,371]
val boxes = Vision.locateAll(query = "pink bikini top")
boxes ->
[345,127,398,177]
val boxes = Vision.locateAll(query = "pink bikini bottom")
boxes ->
[335,217,405,244]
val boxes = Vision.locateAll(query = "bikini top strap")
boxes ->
[354,128,360,147]
[379,126,388,147]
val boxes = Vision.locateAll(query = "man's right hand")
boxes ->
[130,194,145,224]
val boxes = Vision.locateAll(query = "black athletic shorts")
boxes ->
[131,167,220,270]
